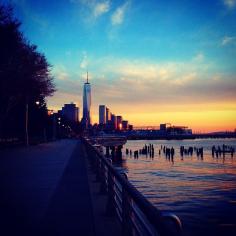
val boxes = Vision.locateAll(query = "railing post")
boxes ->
[122,187,133,236]
[106,172,116,216]
[89,149,96,170]
[99,160,107,194]
[95,155,101,182]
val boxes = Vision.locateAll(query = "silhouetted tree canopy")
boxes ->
[0,4,55,139]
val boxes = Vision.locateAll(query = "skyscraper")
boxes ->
[62,103,79,122]
[106,107,111,124]
[81,72,91,127]
[111,114,117,129]
[99,105,106,124]
[116,115,123,130]
[122,120,128,130]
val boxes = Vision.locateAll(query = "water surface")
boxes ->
[115,139,236,236]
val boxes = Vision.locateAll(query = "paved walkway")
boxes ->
[0,139,95,236]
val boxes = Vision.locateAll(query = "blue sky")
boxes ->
[2,0,236,130]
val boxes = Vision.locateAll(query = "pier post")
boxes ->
[106,146,110,157]
[116,145,123,161]
[111,146,115,159]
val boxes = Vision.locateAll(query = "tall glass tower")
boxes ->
[81,72,91,127]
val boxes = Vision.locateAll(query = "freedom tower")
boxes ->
[81,71,91,128]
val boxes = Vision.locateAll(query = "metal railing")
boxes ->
[82,137,182,236]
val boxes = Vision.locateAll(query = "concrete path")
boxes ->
[0,139,95,236]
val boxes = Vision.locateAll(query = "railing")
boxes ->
[82,137,182,236]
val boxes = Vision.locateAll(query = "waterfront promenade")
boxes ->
[0,139,121,236]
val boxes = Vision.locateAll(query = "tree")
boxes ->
[0,4,55,141]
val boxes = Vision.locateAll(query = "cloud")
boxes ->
[96,57,207,87]
[172,72,197,85]
[93,1,110,18]
[89,56,236,107]
[52,65,69,81]
[47,91,81,111]
[223,0,236,9]
[193,52,204,62]
[111,1,130,25]
[72,0,110,20]
[80,51,89,69]
[221,36,236,46]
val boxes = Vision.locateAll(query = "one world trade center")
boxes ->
[81,71,91,128]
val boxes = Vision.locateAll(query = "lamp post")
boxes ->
[52,113,56,140]
[48,110,56,141]
[35,100,47,143]
[25,100,29,146]
[58,117,61,139]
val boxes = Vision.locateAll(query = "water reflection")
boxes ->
[115,139,236,236]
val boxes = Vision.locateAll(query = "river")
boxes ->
[114,138,236,236]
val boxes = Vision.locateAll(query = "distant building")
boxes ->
[160,124,167,132]
[61,103,79,122]
[98,105,131,131]
[58,110,62,117]
[128,125,133,131]
[106,107,111,124]
[116,116,123,130]
[167,126,192,135]
[122,120,128,130]
[111,114,117,129]
[160,123,192,135]
[99,105,106,124]
[81,72,91,127]
[106,120,115,131]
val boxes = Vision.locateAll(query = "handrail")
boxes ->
[82,137,182,236]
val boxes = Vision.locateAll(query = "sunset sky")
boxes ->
[4,0,236,132]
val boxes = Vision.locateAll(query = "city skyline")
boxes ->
[4,0,236,132]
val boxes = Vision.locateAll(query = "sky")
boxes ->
[2,0,236,132]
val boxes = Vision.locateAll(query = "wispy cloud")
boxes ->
[193,52,204,62]
[52,65,70,81]
[49,53,236,108]
[93,1,110,18]
[47,91,81,111]
[80,51,89,69]
[223,0,236,9]
[221,36,236,46]
[72,0,110,21]
[111,1,130,25]
[95,55,209,87]
[73,56,235,108]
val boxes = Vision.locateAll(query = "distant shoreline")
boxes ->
[127,133,236,140]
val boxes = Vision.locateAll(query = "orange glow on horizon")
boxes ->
[48,100,236,133]
[90,110,236,133]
